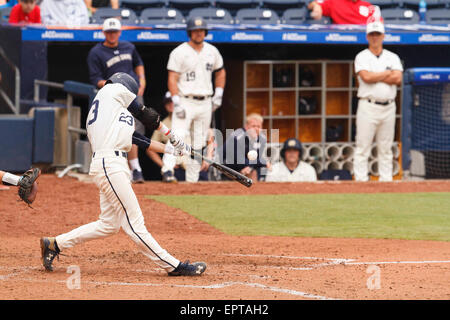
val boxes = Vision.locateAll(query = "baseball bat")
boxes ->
[190,149,253,188]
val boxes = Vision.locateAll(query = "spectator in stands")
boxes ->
[8,0,41,24]
[307,0,378,24]
[221,113,270,181]
[87,17,148,183]
[150,92,213,182]
[40,0,89,26]
[266,138,317,182]
[84,0,118,16]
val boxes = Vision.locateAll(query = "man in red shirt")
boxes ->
[308,0,377,24]
[9,0,41,24]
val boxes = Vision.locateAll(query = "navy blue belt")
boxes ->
[92,151,127,159]
[184,95,210,101]
[365,98,394,106]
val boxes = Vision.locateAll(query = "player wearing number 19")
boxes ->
[163,17,226,183]
[39,72,207,276]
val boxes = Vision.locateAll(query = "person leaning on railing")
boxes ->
[307,0,378,24]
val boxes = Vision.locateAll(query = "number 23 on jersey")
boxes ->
[87,99,134,127]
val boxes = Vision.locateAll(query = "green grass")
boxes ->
[147,193,450,241]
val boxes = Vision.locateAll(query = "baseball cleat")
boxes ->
[40,237,60,271]
[132,169,145,184]
[162,170,177,183]
[168,260,207,276]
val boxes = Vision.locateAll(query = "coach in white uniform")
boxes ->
[353,20,403,182]
[266,138,317,182]
[40,73,206,276]
[162,16,226,182]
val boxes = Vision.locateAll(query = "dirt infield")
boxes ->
[1,175,450,300]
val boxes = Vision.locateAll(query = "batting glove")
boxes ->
[169,132,191,156]
[172,95,186,119]
[212,87,224,112]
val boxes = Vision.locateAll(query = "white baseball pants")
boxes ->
[162,97,212,182]
[56,153,180,272]
[353,99,396,182]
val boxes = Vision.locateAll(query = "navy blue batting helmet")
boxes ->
[105,72,139,95]
[280,138,303,159]
[186,17,208,36]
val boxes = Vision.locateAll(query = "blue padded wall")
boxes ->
[33,109,55,163]
[0,116,34,172]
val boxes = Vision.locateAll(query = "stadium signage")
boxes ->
[231,32,264,41]
[384,34,401,43]
[325,33,358,42]
[136,32,170,40]
[41,30,74,40]
[282,33,308,41]
[418,34,450,43]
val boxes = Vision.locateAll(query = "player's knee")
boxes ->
[99,220,121,235]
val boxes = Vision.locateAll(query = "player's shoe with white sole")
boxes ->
[132,169,144,184]
[40,237,60,271]
[162,170,177,183]
[168,260,207,276]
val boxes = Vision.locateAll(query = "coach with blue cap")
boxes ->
[266,138,317,182]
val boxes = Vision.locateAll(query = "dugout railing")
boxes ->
[33,79,97,176]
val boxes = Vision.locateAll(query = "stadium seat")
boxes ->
[91,8,140,24]
[0,6,12,22]
[400,0,446,9]
[187,7,234,24]
[426,7,450,24]
[119,0,166,14]
[235,8,280,24]
[381,8,420,24]
[260,0,304,16]
[281,7,308,24]
[214,0,258,16]
[306,15,331,25]
[370,0,398,9]
[140,7,186,24]
[166,0,213,16]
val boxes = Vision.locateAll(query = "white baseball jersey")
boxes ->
[167,42,224,96]
[266,161,317,182]
[355,49,403,101]
[86,83,136,154]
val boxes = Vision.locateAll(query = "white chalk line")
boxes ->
[223,253,450,268]
[0,273,335,300]
[345,260,450,265]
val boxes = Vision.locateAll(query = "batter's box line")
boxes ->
[222,253,355,269]
[4,277,337,300]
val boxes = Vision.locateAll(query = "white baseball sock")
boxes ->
[2,172,21,186]
[129,159,142,172]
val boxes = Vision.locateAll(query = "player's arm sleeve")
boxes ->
[127,98,161,131]
[265,164,280,182]
[132,45,144,68]
[87,51,104,87]
[167,50,181,73]
[392,54,404,71]
[213,49,224,72]
[307,165,318,182]
[354,53,367,74]
[132,131,151,150]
